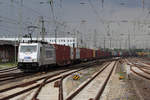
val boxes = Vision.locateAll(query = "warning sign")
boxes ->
[72,72,80,80]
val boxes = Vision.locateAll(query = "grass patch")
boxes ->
[0,62,17,69]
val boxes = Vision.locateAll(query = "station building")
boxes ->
[0,40,18,62]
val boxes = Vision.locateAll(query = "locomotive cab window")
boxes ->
[20,45,37,53]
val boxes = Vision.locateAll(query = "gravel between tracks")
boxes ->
[123,58,150,100]
[63,63,106,98]
[130,73,150,100]
[100,62,140,100]
[0,69,66,91]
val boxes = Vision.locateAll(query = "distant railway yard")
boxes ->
[0,57,149,100]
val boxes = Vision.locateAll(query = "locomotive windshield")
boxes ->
[20,45,37,53]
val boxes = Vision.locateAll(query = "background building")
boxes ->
[0,37,77,48]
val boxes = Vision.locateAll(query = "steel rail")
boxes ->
[0,67,17,73]
[0,61,95,93]
[126,59,150,80]
[59,62,109,100]
[65,62,112,100]
[126,58,150,73]
[0,66,17,71]
[92,61,117,100]
[130,66,150,80]
[0,72,24,78]
[0,62,96,100]
[0,72,33,82]
[0,70,78,100]
[31,62,97,100]
[132,64,150,74]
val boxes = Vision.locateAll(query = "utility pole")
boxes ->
[109,37,112,49]
[102,0,104,8]
[128,32,130,50]
[76,30,79,48]
[48,0,58,44]
[78,31,83,48]
[93,29,97,49]
[119,39,121,49]
[104,36,105,50]
[125,39,128,49]
[41,17,45,41]
[142,0,144,9]
[14,36,16,64]
[55,26,58,44]
[80,20,87,48]
[18,0,23,42]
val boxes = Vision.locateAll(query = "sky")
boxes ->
[0,0,150,49]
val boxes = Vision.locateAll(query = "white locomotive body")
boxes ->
[18,42,56,71]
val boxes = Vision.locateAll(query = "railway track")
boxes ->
[130,66,150,80]
[62,61,117,100]
[0,66,17,73]
[0,72,33,83]
[136,58,150,67]
[125,58,150,80]
[0,67,29,83]
[126,58,150,70]
[29,61,117,100]
[31,65,92,100]
[0,60,98,100]
[0,60,101,84]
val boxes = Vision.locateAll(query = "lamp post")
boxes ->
[104,36,106,50]
[55,26,58,44]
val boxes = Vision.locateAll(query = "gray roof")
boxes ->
[0,40,19,46]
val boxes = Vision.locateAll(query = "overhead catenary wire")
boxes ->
[87,0,108,35]
[12,0,42,16]
[2,0,58,38]
[0,15,29,25]
[142,0,144,9]
[102,0,104,8]
[87,0,111,48]
[11,0,52,20]
[1,0,71,39]
[0,27,15,35]
[0,23,25,30]
[60,0,63,8]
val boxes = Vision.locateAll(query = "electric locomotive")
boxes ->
[18,41,56,71]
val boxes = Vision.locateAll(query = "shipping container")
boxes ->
[80,48,93,61]
[80,48,87,61]
[54,44,71,65]
[87,49,93,60]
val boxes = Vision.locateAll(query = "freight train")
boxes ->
[17,41,130,72]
